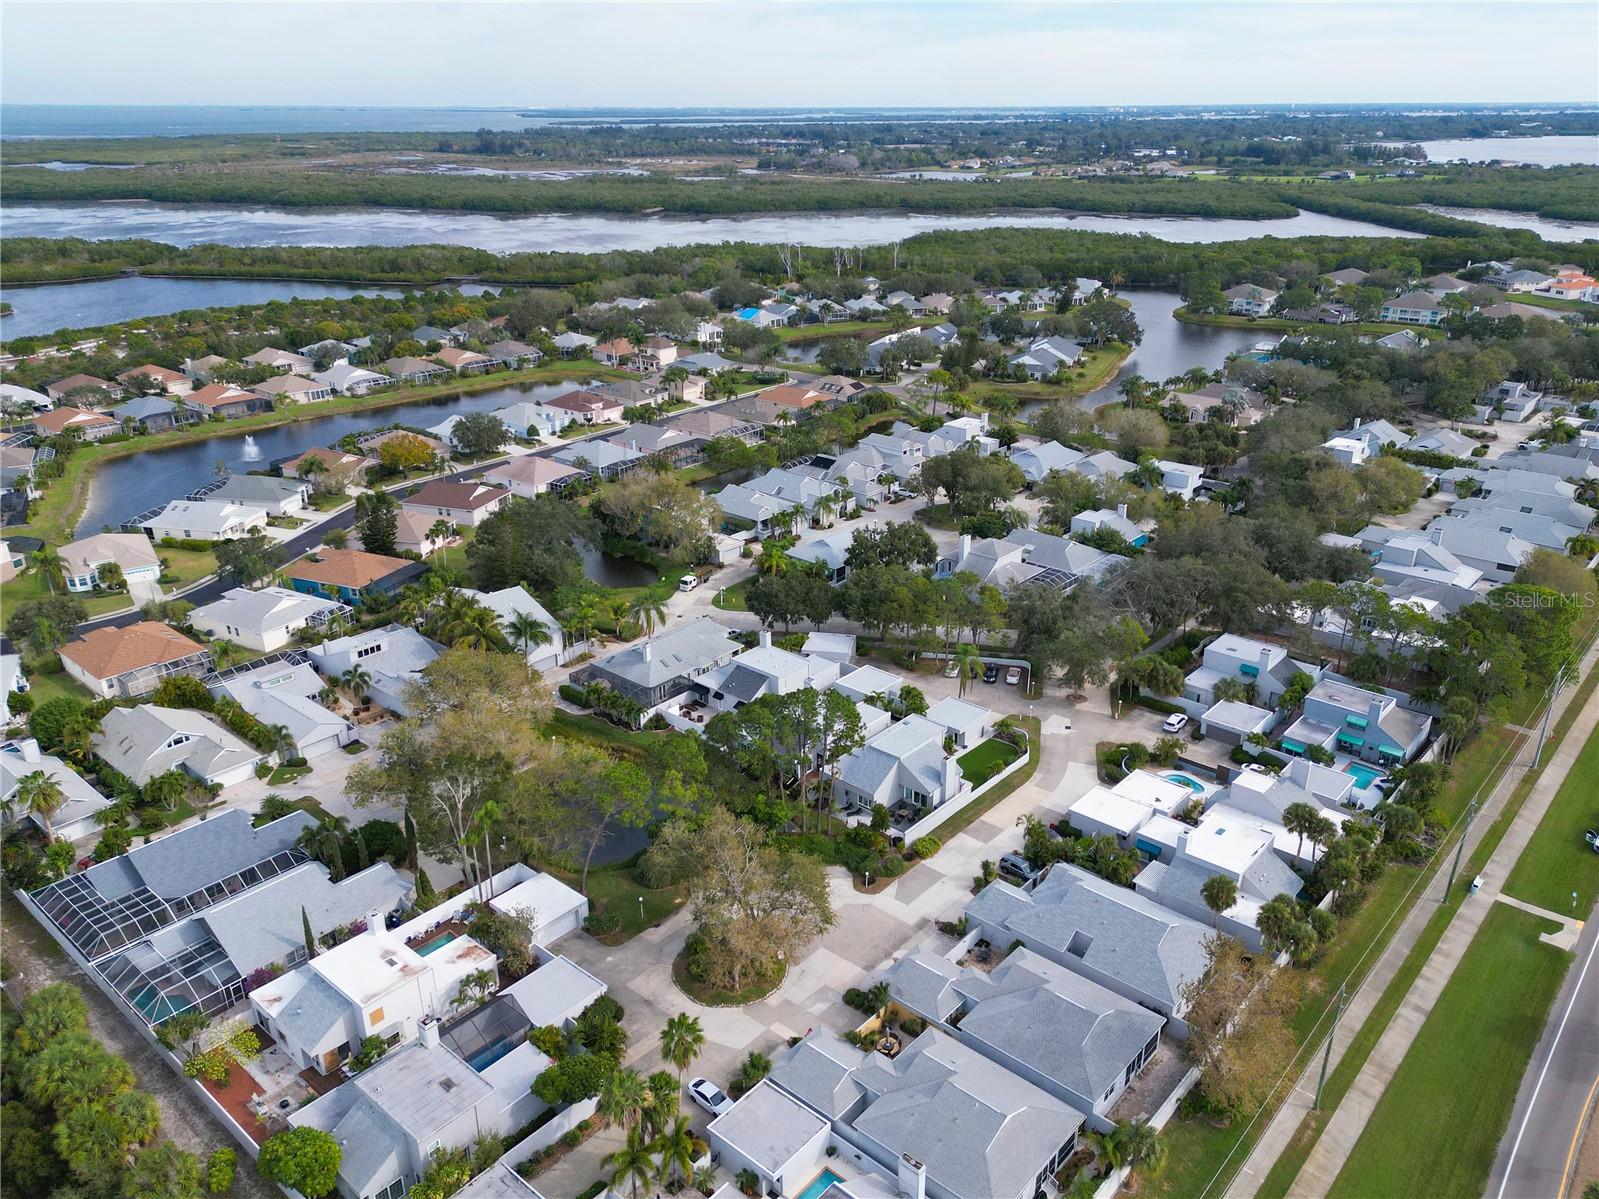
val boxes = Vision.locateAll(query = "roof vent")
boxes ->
[440,1078,457,1092]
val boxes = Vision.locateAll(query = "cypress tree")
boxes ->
[302,906,316,959]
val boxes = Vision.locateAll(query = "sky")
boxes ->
[3,1,1597,109]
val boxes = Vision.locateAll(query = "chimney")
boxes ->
[1368,696,1386,726]
[1116,503,1128,520]
[1353,416,1362,429]
[943,754,962,799]
[898,1155,927,1199]
[958,533,971,560]
[642,642,652,662]
[368,911,383,936]
[419,1017,440,1050]
[1259,645,1273,672]
[759,630,772,649]
[1428,525,1444,546]
[19,738,42,764]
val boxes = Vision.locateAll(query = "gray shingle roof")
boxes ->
[328,1097,405,1196]
[851,1030,1083,1199]
[966,865,1211,1013]
[590,617,739,689]
[203,862,409,976]
[884,949,964,1023]
[271,972,351,1054]
[86,808,314,902]
[769,1033,871,1120]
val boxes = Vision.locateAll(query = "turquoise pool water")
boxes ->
[415,931,459,957]
[796,1170,845,1199]
[1165,773,1205,792]
[1345,762,1385,789]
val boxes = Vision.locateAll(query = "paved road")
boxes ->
[1489,899,1599,1199]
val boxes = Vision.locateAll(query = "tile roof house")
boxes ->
[58,621,212,699]
[431,347,495,374]
[45,373,122,402]
[884,946,1164,1130]
[251,374,334,404]
[186,383,268,418]
[94,704,264,787]
[188,585,349,653]
[480,454,583,498]
[244,347,315,374]
[116,364,192,396]
[543,389,625,424]
[401,481,510,528]
[283,549,426,604]
[32,406,119,441]
[58,532,161,594]
[591,337,637,366]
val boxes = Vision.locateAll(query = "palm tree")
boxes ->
[210,638,241,672]
[604,1125,657,1199]
[434,594,510,651]
[297,816,349,882]
[756,543,790,577]
[1282,801,1321,861]
[599,1068,650,1131]
[628,595,668,638]
[953,643,984,697]
[653,1115,697,1187]
[659,1012,706,1084]
[339,664,372,705]
[263,723,297,762]
[31,549,65,595]
[15,771,66,839]
[1201,875,1238,929]
[504,611,552,671]
[1113,1118,1169,1181]
[426,519,453,558]
[564,596,601,646]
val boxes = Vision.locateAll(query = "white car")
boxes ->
[678,574,700,593]
[1162,712,1190,734]
[688,1077,733,1118]
[1005,666,1022,685]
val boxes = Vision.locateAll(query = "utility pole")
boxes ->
[1445,799,1477,901]
[1532,664,1566,768]
[1314,983,1346,1111]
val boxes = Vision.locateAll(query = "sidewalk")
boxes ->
[1227,636,1599,1199]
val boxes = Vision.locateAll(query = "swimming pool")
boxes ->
[1345,762,1385,790]
[415,931,459,957]
[466,1036,517,1072]
[796,1170,845,1199]
[1165,773,1206,793]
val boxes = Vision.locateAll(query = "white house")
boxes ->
[307,626,443,716]
[188,586,349,653]
[1379,291,1444,326]
[209,661,355,761]
[313,363,391,396]
[480,455,584,498]
[58,532,162,594]
[1,738,110,841]
[1009,336,1083,379]
[1224,284,1279,317]
[1173,634,1323,716]
[401,481,510,528]
[142,500,268,543]
[457,585,564,672]
[204,474,312,518]
[1321,435,1371,468]
[93,704,264,787]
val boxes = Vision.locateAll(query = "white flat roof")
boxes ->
[1069,787,1154,837]
[1183,812,1272,876]
[488,873,587,929]
[1111,769,1192,814]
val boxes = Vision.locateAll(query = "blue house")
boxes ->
[1280,678,1432,767]
[282,549,425,605]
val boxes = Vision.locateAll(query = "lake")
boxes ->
[1023,290,1263,416]
[1409,135,1599,166]
[0,203,1424,256]
[1415,205,1599,243]
[2,276,409,339]
[75,378,587,534]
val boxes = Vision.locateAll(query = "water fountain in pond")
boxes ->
[240,435,262,462]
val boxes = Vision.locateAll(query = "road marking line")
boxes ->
[1496,919,1599,1199]
[1559,1069,1599,1199]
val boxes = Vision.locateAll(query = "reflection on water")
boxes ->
[1415,205,1599,243]
[1,202,1423,256]
[574,540,659,589]
[75,378,587,534]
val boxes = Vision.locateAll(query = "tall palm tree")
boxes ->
[659,1012,706,1084]
[426,519,453,558]
[297,816,349,882]
[653,1115,697,1188]
[434,594,510,652]
[564,596,601,646]
[209,639,240,671]
[15,772,66,839]
[504,612,552,671]
[953,643,984,697]
[31,549,65,595]
[1201,875,1237,929]
[604,1126,657,1199]
[628,595,667,638]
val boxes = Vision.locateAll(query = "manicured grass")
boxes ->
[957,737,1021,786]
[0,571,129,626]
[154,544,220,593]
[547,709,673,759]
[773,320,892,344]
[984,342,1131,402]
[555,862,685,945]
[711,578,752,611]
[927,718,1040,843]
[267,765,312,786]
[1325,904,1573,1199]
[1502,722,1599,915]
[14,662,94,708]
[671,946,784,1006]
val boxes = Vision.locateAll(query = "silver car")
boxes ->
[688,1077,733,1118]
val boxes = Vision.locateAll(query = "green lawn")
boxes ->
[1502,723,1599,915]
[552,861,686,945]
[1326,904,1573,1199]
[957,737,1021,786]
[712,578,752,611]
[0,571,130,627]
